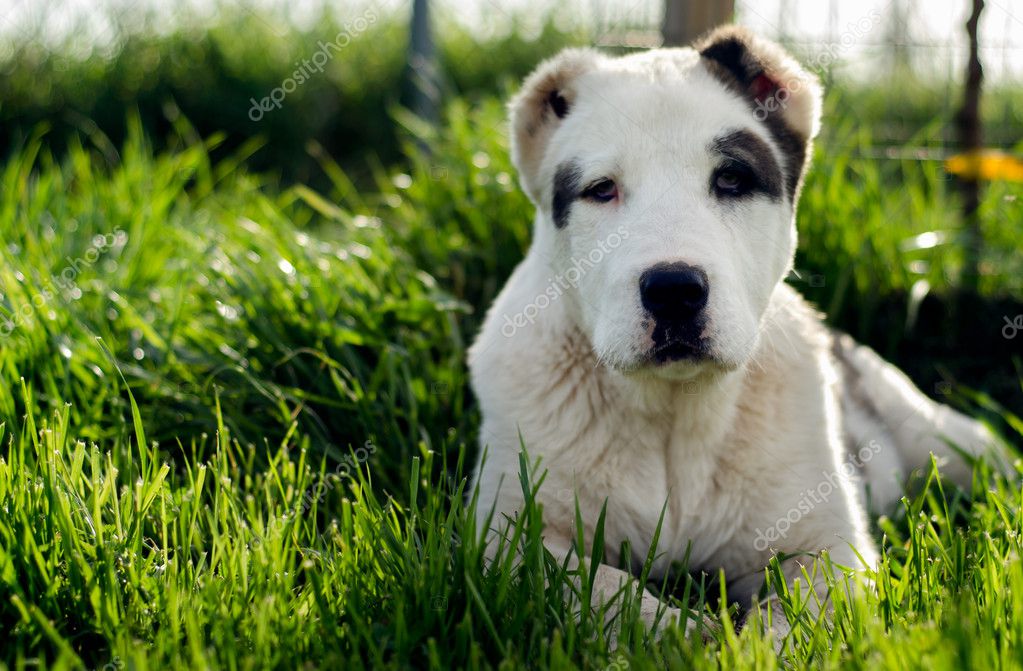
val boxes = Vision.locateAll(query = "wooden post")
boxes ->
[662,0,735,46]
[402,0,439,124]
[955,0,984,293]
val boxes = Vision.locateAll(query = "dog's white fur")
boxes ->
[469,26,1004,638]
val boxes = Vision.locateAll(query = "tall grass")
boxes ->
[1,365,1021,668]
[0,117,468,492]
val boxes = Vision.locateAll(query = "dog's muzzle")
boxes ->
[639,263,710,363]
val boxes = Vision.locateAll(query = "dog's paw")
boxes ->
[738,598,793,654]
[648,605,720,644]
[765,617,792,653]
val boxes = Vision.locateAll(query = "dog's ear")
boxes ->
[697,26,822,198]
[697,25,822,142]
[510,48,602,204]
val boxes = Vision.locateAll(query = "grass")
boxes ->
[1,88,1022,668]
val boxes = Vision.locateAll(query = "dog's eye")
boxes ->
[713,164,757,197]
[582,178,618,202]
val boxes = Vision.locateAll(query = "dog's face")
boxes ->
[510,28,822,378]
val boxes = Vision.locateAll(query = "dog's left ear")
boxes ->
[697,25,822,142]
[509,48,603,205]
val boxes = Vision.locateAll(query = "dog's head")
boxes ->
[510,26,821,379]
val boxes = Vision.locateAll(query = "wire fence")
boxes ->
[503,0,1023,148]
[0,0,1019,150]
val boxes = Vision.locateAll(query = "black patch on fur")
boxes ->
[699,36,809,201]
[759,118,808,201]
[700,37,752,90]
[711,129,784,200]
[552,160,582,229]
[548,90,570,119]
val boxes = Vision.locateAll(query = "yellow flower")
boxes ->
[945,150,1023,182]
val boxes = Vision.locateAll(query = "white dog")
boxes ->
[468,25,1003,638]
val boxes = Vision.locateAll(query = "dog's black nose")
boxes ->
[639,263,709,323]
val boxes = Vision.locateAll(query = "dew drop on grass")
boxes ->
[238,218,261,234]
[353,215,380,229]
[393,173,412,189]
[133,348,145,360]
[278,259,296,276]
[216,302,240,321]
[908,260,929,274]
[59,343,72,359]
[349,243,371,259]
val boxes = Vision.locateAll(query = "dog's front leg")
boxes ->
[731,547,872,648]
[542,538,710,646]
[588,558,685,636]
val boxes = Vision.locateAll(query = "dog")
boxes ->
[468,25,1005,640]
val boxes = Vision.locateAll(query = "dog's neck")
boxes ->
[586,334,746,447]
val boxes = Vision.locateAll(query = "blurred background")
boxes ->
[0,0,1020,474]
[3,0,1022,181]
